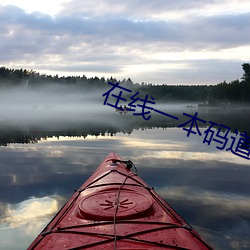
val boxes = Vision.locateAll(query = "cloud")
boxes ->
[0,196,59,228]
[3,4,248,48]
[58,0,239,19]
[0,196,61,249]
[0,1,250,84]
[157,186,250,216]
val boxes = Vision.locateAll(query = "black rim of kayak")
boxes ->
[31,160,213,250]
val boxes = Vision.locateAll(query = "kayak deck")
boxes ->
[28,152,213,249]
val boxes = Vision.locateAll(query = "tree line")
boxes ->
[0,63,249,104]
[208,63,250,105]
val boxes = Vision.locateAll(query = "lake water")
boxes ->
[0,107,250,249]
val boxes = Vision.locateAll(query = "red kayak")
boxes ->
[28,152,213,249]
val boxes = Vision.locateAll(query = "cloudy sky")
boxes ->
[0,0,250,85]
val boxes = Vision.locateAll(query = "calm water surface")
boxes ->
[0,109,250,249]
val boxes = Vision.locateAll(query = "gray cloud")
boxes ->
[40,64,121,73]
[0,1,249,84]
[59,0,216,18]
[185,13,250,49]
[3,4,249,47]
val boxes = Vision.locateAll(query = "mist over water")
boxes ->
[0,84,249,139]
[0,85,198,126]
[0,85,201,146]
[0,84,249,144]
[0,85,109,123]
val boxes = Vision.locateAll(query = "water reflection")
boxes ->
[0,112,250,249]
[0,196,62,250]
[1,196,59,228]
[0,108,250,146]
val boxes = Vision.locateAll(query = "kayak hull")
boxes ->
[28,152,213,249]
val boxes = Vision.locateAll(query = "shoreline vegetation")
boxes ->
[0,63,249,106]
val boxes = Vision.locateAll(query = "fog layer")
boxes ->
[0,85,109,123]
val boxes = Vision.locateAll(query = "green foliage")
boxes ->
[209,63,250,104]
[0,63,249,104]
[242,63,250,82]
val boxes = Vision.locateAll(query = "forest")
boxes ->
[0,63,249,105]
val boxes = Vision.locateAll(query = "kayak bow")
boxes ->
[28,152,213,249]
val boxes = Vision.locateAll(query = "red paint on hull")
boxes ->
[28,152,213,249]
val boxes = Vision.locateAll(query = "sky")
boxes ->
[0,0,250,85]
